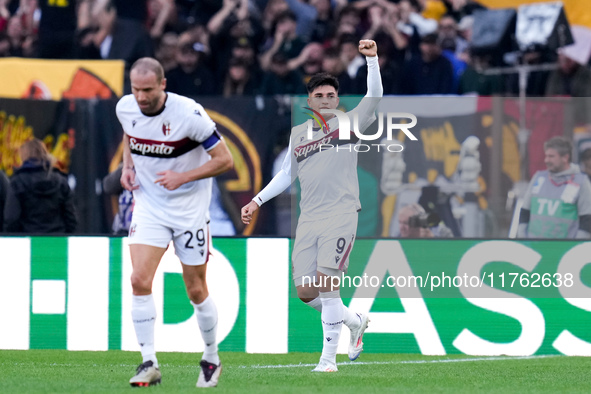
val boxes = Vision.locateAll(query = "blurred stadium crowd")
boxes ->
[1,0,588,97]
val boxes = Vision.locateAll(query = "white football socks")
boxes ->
[193,296,220,365]
[342,301,361,330]
[319,290,343,363]
[305,297,323,312]
[306,296,360,330]
[131,294,158,368]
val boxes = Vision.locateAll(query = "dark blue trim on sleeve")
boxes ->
[203,129,222,151]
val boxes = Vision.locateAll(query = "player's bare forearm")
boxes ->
[155,141,234,190]
[121,133,139,191]
[188,141,234,180]
[122,134,134,169]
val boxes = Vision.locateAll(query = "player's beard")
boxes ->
[139,93,166,116]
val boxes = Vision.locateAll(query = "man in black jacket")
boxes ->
[4,139,77,233]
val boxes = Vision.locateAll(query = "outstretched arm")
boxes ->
[352,40,384,133]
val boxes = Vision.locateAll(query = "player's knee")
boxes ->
[130,273,152,294]
[186,285,207,304]
[296,286,318,303]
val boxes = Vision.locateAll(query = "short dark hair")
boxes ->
[544,136,572,161]
[306,72,339,94]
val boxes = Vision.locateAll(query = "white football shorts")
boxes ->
[292,212,357,286]
[127,218,211,266]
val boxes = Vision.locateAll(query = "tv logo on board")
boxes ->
[303,108,417,153]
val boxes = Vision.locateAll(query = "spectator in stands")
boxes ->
[339,33,364,89]
[259,52,306,95]
[401,32,454,94]
[229,37,262,82]
[321,46,356,94]
[154,32,179,72]
[285,0,333,43]
[166,33,216,96]
[208,0,264,80]
[398,0,438,38]
[458,53,503,95]
[438,35,467,92]
[0,0,10,33]
[261,0,289,37]
[146,0,176,38]
[546,52,591,98]
[4,139,77,233]
[286,41,324,84]
[207,0,250,38]
[518,137,591,239]
[15,0,38,39]
[6,15,24,56]
[260,10,305,71]
[362,1,409,67]
[222,57,258,96]
[546,51,591,125]
[438,15,468,58]
[79,0,153,68]
[333,4,361,41]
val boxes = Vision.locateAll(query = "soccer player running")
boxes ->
[118,58,233,387]
[241,40,383,372]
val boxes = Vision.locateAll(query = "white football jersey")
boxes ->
[116,92,221,228]
[284,98,378,223]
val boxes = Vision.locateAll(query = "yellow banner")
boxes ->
[0,58,124,99]
[478,0,591,30]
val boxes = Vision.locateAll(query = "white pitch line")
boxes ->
[3,355,563,370]
[236,355,562,369]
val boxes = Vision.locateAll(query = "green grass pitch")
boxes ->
[1,350,590,393]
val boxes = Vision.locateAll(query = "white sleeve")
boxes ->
[350,56,384,133]
[188,102,217,142]
[253,142,293,206]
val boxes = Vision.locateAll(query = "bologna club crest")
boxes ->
[162,121,171,136]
